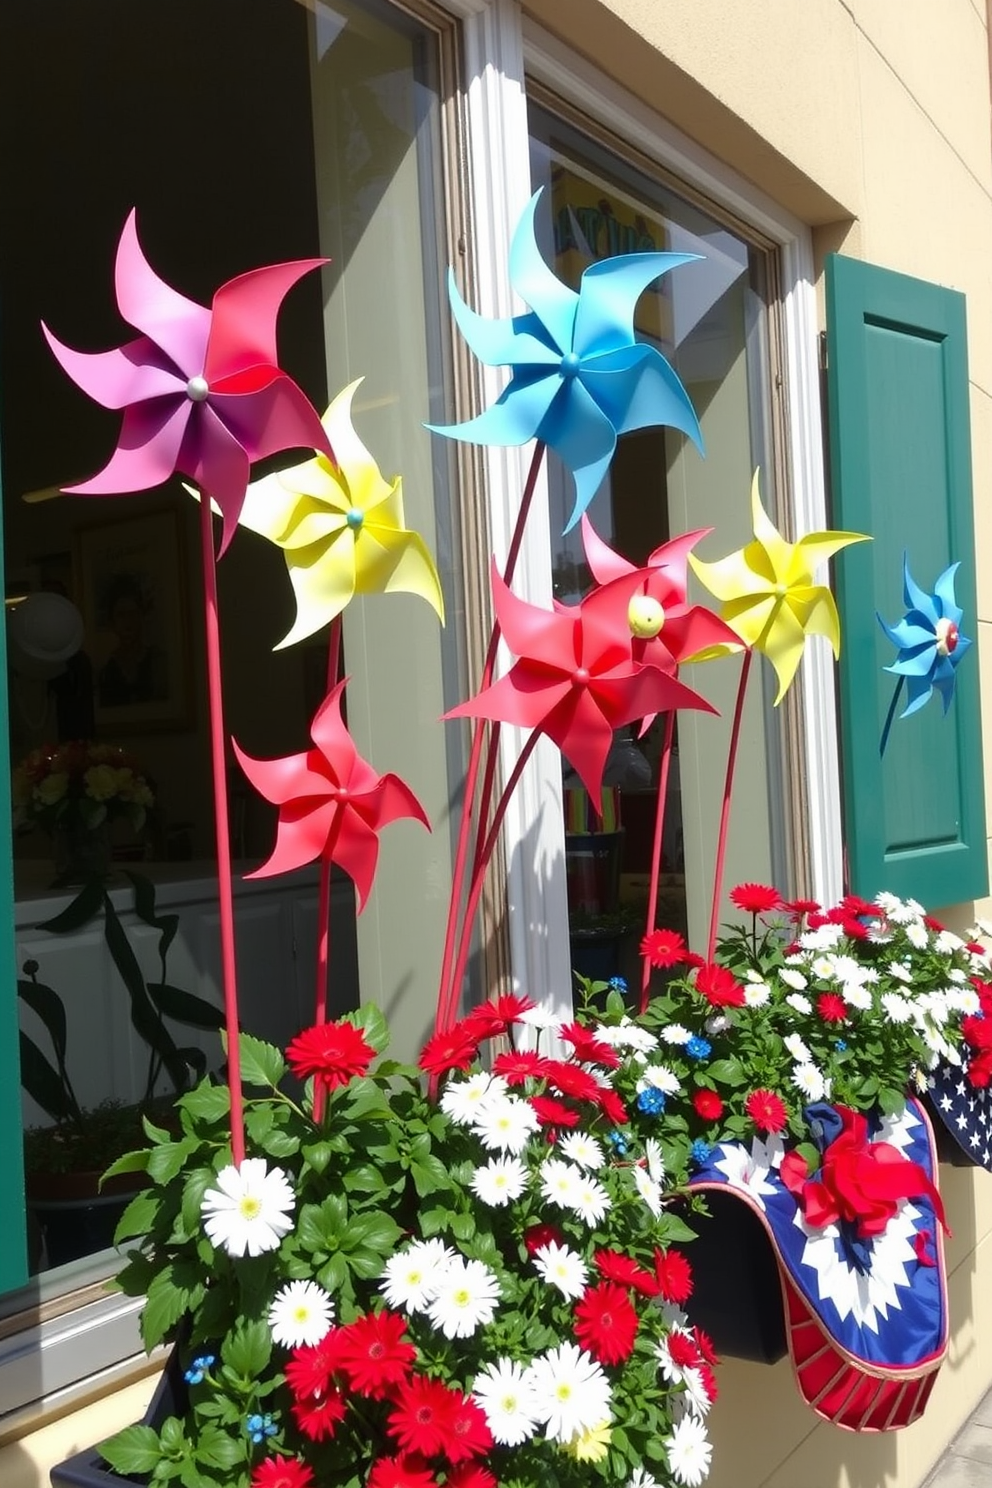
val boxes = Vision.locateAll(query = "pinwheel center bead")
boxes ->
[935,618,959,656]
[628,593,665,639]
[560,352,581,377]
[572,667,590,686]
[346,508,364,530]
[186,375,210,402]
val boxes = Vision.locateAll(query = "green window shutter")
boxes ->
[825,253,986,908]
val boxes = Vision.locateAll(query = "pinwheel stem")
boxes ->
[878,675,905,758]
[199,492,245,1167]
[707,647,753,962]
[434,442,546,1040]
[311,618,344,1126]
[639,710,676,1013]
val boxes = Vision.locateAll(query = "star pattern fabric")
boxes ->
[878,556,971,720]
[928,1063,992,1170]
[43,210,330,552]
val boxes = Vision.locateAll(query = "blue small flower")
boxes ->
[607,1130,628,1156]
[637,1087,666,1115]
[183,1354,216,1386]
[245,1413,277,1445]
[685,1035,712,1060]
[609,976,628,994]
[835,1039,848,1052]
[690,1138,712,1167]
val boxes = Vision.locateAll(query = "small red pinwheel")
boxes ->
[234,680,429,908]
[42,210,331,553]
[445,562,716,802]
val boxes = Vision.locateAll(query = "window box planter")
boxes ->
[50,1345,185,1488]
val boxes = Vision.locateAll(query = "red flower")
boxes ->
[286,1020,374,1092]
[529,1095,581,1128]
[574,1282,639,1364]
[816,993,847,1024]
[641,928,690,968]
[252,1460,316,1488]
[968,1049,992,1088]
[292,1387,347,1441]
[729,882,781,914]
[387,1377,462,1458]
[447,1467,497,1488]
[592,1085,629,1125]
[666,1331,702,1370]
[692,1326,718,1366]
[694,962,745,1008]
[524,1222,565,1255]
[559,1022,621,1068]
[654,1247,693,1303]
[692,1089,724,1121]
[336,1312,417,1398]
[923,915,946,933]
[418,1026,480,1077]
[594,1249,660,1297]
[444,1395,494,1463]
[493,1050,550,1086]
[841,916,870,941]
[744,1088,788,1134]
[462,994,535,1040]
[783,898,820,921]
[806,912,827,930]
[966,941,989,959]
[285,1331,348,1401]
[368,1457,438,1488]
[839,895,882,919]
[698,1363,719,1406]
[962,1014,992,1051]
[542,1060,603,1103]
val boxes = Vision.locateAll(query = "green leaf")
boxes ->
[37,876,104,933]
[194,1424,245,1471]
[148,1140,196,1186]
[261,1128,300,1159]
[298,1193,348,1251]
[340,1211,404,1255]
[181,1167,217,1234]
[221,1318,272,1380]
[141,1270,189,1350]
[143,1114,172,1143]
[878,1086,907,1117]
[345,1003,389,1054]
[114,1189,161,1243]
[317,1253,349,1291]
[102,1148,151,1182]
[179,1083,231,1125]
[149,982,225,1031]
[794,1141,821,1175]
[654,1213,698,1245]
[302,1141,334,1176]
[237,1032,286,1088]
[410,1154,453,1197]
[99,1424,163,1475]
[706,1057,747,1087]
[345,1076,392,1120]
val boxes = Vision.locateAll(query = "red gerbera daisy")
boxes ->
[559,1022,621,1068]
[666,1331,702,1370]
[692,1089,724,1121]
[447,1466,497,1488]
[418,1026,480,1077]
[387,1376,461,1458]
[284,1330,348,1401]
[574,1282,639,1364]
[592,1085,629,1125]
[923,914,946,933]
[640,927,690,968]
[729,882,781,914]
[542,1060,603,1103]
[968,1049,992,1087]
[693,963,745,1008]
[816,992,847,1024]
[529,1094,581,1128]
[336,1311,417,1398]
[524,1222,566,1255]
[285,1020,374,1092]
[594,1248,660,1297]
[493,1050,550,1086]
[840,916,871,941]
[692,1326,718,1366]
[462,994,536,1040]
[806,911,827,930]
[783,898,820,921]
[698,1362,719,1406]
[744,1088,788,1134]
[839,894,880,919]
[444,1394,494,1463]
[252,1460,316,1488]
[292,1387,347,1441]
[368,1456,438,1488]
[654,1247,693,1304]
[966,941,989,959]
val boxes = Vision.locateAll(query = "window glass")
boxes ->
[529,106,784,981]
[0,0,460,1289]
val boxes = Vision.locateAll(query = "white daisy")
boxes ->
[681,1366,714,1418]
[780,968,808,990]
[516,1004,562,1031]
[267,1280,334,1348]
[426,1256,500,1338]
[800,923,845,951]
[560,1132,605,1170]
[473,1357,541,1446]
[660,1024,693,1045]
[705,1013,731,1036]
[540,1156,584,1209]
[810,955,837,981]
[595,1020,659,1054]
[201,1159,294,1257]
[888,960,913,983]
[380,1238,456,1312]
[946,986,981,1015]
[472,1093,540,1154]
[636,1064,681,1095]
[525,1343,612,1445]
[935,929,965,955]
[533,1240,589,1299]
[743,981,770,1008]
[665,1413,712,1487]
[842,985,873,1010]
[904,919,929,949]
[947,968,968,984]
[471,1155,528,1207]
[784,1032,811,1063]
[632,1139,666,1218]
[785,992,813,1016]
[712,1135,782,1209]
[656,1336,692,1383]
[569,1175,611,1227]
[441,1071,509,1126]
[881,991,913,1024]
[627,1469,661,1488]
[791,1062,828,1101]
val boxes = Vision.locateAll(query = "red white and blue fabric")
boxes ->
[686,1099,947,1431]
[928,1061,992,1168]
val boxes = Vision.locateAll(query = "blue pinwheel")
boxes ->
[877,555,971,755]
[428,190,702,531]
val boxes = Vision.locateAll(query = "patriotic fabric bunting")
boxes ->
[928,1063,992,1169]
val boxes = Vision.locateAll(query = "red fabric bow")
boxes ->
[780,1106,947,1240]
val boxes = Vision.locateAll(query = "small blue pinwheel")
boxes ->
[877,555,971,755]
[429,189,702,531]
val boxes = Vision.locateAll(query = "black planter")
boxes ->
[685,1189,787,1364]
[51,1345,185,1488]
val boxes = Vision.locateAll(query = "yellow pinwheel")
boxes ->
[688,470,868,703]
[235,379,444,649]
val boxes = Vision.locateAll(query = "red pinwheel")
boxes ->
[445,562,715,802]
[42,210,331,552]
[234,680,429,908]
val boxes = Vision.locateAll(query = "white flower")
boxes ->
[636,1064,682,1096]
[525,1343,612,1445]
[633,1139,666,1218]
[935,929,965,955]
[267,1280,333,1348]
[881,992,912,1024]
[784,1033,811,1063]
[791,1062,828,1101]
[785,992,813,1016]
[471,1155,528,1207]
[656,1336,693,1383]
[627,1470,661,1488]
[441,1072,509,1126]
[540,1156,584,1209]
[533,1240,589,1300]
[516,1004,561,1031]
[560,1132,605,1170]
[904,920,929,949]
[380,1238,456,1312]
[947,968,967,984]
[473,1357,542,1446]
[426,1256,500,1337]
[743,981,770,1008]
[810,955,837,981]
[569,1175,611,1227]
[875,890,901,914]
[472,1093,540,1153]
[596,1020,659,1054]
[681,1366,714,1418]
[660,1023,693,1045]
[888,960,913,983]
[201,1159,294,1257]
[780,968,808,990]
[842,985,873,1010]
[946,986,981,1015]
[665,1413,712,1487]
[800,924,845,951]
[705,1013,731,1036]
[712,1135,782,1209]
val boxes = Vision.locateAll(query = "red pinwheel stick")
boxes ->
[312,616,344,1125]
[707,648,753,961]
[640,710,676,1013]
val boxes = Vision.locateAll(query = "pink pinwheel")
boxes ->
[446,563,716,802]
[234,681,429,909]
[43,210,331,552]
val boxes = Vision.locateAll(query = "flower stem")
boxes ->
[640,710,676,1013]
[707,647,753,963]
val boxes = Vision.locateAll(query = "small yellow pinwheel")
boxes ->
[236,379,444,649]
[688,470,868,703]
